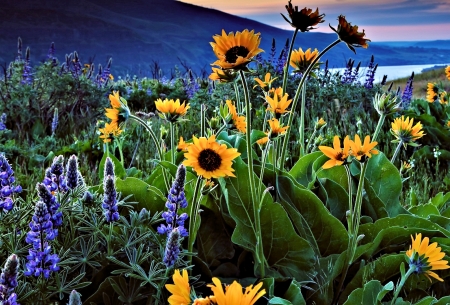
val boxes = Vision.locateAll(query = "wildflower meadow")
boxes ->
[2,1,450,304]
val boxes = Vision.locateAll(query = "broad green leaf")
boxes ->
[250,129,268,144]
[430,192,450,209]
[317,177,348,221]
[99,153,127,180]
[409,204,440,218]
[289,151,324,188]
[277,174,349,256]
[268,297,292,305]
[283,279,306,305]
[343,280,393,305]
[115,177,166,212]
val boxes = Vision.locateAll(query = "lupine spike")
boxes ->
[16,37,22,62]
[68,290,82,305]
[104,157,115,178]
[163,228,181,267]
[51,108,58,136]
[0,253,19,302]
[102,175,119,223]
[0,154,22,213]
[401,72,414,110]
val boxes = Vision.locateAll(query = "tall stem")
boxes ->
[390,266,415,305]
[282,29,298,95]
[391,141,403,164]
[279,39,341,169]
[352,162,368,238]
[239,69,265,277]
[306,129,317,155]
[169,122,175,164]
[187,176,203,266]
[372,113,386,142]
[234,82,242,114]
[298,81,307,157]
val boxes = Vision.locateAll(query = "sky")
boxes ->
[178,0,450,42]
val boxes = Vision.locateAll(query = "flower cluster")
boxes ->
[266,90,292,118]
[427,82,448,104]
[43,155,68,194]
[364,55,378,89]
[0,254,19,305]
[319,134,378,169]
[166,269,266,305]
[0,154,22,213]
[155,98,190,123]
[401,72,414,110]
[21,47,33,85]
[65,155,85,190]
[0,113,6,131]
[102,158,119,223]
[24,200,60,278]
[37,183,63,237]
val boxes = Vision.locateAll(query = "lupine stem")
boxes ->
[279,39,341,169]
[239,69,266,277]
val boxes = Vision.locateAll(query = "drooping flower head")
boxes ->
[406,233,450,282]
[105,91,130,127]
[207,277,266,305]
[349,134,378,162]
[268,118,289,138]
[165,269,191,305]
[266,91,292,117]
[209,67,237,83]
[390,116,425,147]
[99,122,123,143]
[253,72,277,92]
[0,154,22,213]
[330,15,370,53]
[183,135,241,179]
[440,91,448,105]
[155,98,190,122]
[426,83,439,103]
[281,2,325,32]
[289,48,320,74]
[315,117,327,130]
[319,135,351,169]
[210,29,264,70]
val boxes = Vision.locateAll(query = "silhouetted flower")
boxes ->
[281,2,325,32]
[330,15,370,53]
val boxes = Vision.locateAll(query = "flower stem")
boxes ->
[239,69,265,277]
[372,113,386,142]
[282,29,298,95]
[187,176,203,267]
[390,265,416,305]
[170,122,175,164]
[352,162,368,238]
[234,82,242,114]
[298,81,307,157]
[279,39,341,169]
[391,141,403,164]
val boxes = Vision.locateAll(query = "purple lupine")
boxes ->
[37,183,62,236]
[157,164,188,237]
[94,64,103,87]
[401,72,414,110]
[183,70,200,99]
[71,51,82,78]
[24,200,60,278]
[104,157,115,178]
[47,42,55,63]
[102,175,119,223]
[101,58,112,86]
[341,59,354,84]
[269,38,276,67]
[380,75,388,86]
[364,55,378,89]
[21,47,33,85]
[163,227,181,267]
[51,108,58,136]
[43,156,68,193]
[0,113,6,131]
[16,38,22,62]
[66,155,84,190]
[275,39,289,75]
[6,63,13,80]
[350,61,361,84]
[0,254,20,305]
[0,154,22,213]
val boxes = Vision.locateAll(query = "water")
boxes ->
[329,63,450,83]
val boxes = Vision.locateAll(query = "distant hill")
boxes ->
[1,0,450,76]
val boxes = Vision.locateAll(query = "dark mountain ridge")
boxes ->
[1,0,449,76]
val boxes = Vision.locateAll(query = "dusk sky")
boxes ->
[179,0,450,42]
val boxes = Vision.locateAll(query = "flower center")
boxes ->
[336,151,344,161]
[198,149,222,172]
[225,46,250,63]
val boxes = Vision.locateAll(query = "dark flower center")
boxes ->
[198,149,222,172]
[225,46,250,63]
[335,151,344,161]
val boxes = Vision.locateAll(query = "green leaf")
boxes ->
[283,279,306,305]
[289,151,325,188]
[343,280,389,305]
[250,129,268,144]
[99,153,127,180]
[409,204,440,218]
[269,297,293,305]
[220,158,315,280]
[115,177,166,212]
[277,174,349,256]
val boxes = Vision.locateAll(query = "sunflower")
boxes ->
[155,98,190,122]
[319,135,351,169]
[281,2,325,32]
[177,136,191,152]
[256,133,269,146]
[183,135,241,179]
[440,91,448,105]
[165,269,191,305]
[289,48,320,74]
[254,72,277,91]
[104,91,130,127]
[268,87,284,100]
[210,29,264,70]
[349,134,378,162]
[193,297,214,305]
[446,65,450,80]
[109,91,121,108]
[225,100,247,133]
[266,92,292,116]
[330,15,370,53]
[207,277,266,305]
[315,117,326,129]
[390,116,425,147]
[426,83,439,103]
[226,100,238,119]
[209,67,237,83]
[406,233,450,282]
[268,118,289,138]
[99,122,122,143]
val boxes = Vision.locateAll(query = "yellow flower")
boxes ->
[447,120,450,128]
[177,136,191,152]
[330,15,370,53]
[165,269,191,305]
[440,91,448,105]
[109,74,114,80]
[207,277,266,305]
[289,48,319,73]
[209,67,237,83]
[193,297,215,305]
[349,134,378,161]
[268,118,289,138]
[254,72,277,91]
[226,100,238,119]
[446,65,450,81]
[406,233,450,282]
[256,133,269,146]
[98,122,122,143]
[266,91,292,116]
[210,29,264,70]
[268,87,284,100]
[104,91,130,127]
[319,135,351,169]
[427,83,439,103]
[109,91,121,108]
[315,117,326,129]
[155,98,190,122]
[183,135,241,179]
[390,115,425,146]
[225,100,246,133]
[281,2,325,32]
